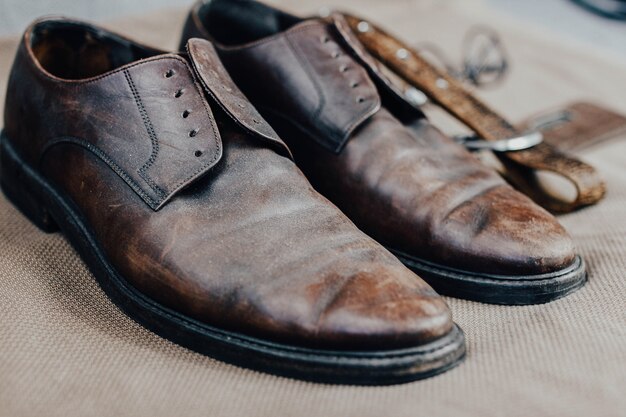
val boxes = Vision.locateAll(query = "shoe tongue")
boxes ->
[185,38,292,159]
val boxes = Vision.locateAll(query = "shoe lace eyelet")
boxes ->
[189,128,199,137]
[165,69,176,78]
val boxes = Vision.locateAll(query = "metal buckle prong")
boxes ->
[455,131,543,152]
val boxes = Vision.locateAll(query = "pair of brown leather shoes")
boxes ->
[0,0,585,385]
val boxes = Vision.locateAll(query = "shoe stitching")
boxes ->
[124,69,166,200]
[39,136,158,209]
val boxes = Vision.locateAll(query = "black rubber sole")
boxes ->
[0,132,465,385]
[389,248,587,305]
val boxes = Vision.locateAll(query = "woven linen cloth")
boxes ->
[1,1,625,416]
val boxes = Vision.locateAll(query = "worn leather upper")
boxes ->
[3,18,453,350]
[181,0,577,275]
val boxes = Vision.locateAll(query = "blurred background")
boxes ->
[0,0,624,58]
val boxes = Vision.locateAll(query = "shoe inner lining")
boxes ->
[30,20,159,80]
[198,0,301,46]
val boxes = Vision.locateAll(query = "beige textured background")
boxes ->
[1,1,626,416]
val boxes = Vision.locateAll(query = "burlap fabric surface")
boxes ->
[1,1,625,416]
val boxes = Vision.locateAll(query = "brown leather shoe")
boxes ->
[1,17,465,384]
[181,0,587,305]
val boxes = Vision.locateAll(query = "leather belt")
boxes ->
[340,13,607,213]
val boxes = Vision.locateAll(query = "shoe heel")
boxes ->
[0,133,58,233]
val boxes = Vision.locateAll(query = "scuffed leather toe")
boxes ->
[430,184,576,275]
[296,264,452,350]
[235,259,454,350]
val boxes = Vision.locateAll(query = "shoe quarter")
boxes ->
[37,56,223,210]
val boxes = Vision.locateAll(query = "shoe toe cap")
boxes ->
[246,259,454,351]
[432,185,576,275]
[310,264,453,350]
